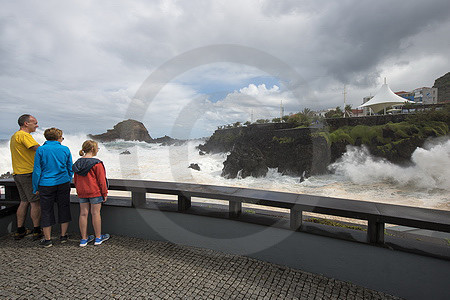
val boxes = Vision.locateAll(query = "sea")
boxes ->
[1,130,449,211]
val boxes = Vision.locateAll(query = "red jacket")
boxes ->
[74,163,108,199]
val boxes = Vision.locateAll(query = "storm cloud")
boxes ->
[1,0,449,138]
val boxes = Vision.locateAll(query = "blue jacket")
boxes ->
[32,140,73,193]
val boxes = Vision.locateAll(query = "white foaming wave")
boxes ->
[1,131,448,210]
[0,130,99,175]
[330,139,450,191]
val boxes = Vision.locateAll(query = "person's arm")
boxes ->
[22,133,39,151]
[94,163,108,201]
[32,150,42,194]
[66,149,73,178]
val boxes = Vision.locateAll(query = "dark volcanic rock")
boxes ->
[0,172,12,179]
[200,126,330,178]
[222,146,268,179]
[89,119,152,143]
[153,135,185,146]
[200,114,448,179]
[120,150,131,155]
[188,163,201,171]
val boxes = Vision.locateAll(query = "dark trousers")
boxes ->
[39,182,72,228]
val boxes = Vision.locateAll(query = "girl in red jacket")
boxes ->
[73,140,110,246]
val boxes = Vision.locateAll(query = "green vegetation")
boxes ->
[272,136,294,144]
[329,128,355,144]
[384,229,395,237]
[320,121,448,147]
[406,104,450,126]
[215,105,449,163]
[311,131,331,145]
[272,117,281,123]
[325,106,344,118]
[305,218,365,231]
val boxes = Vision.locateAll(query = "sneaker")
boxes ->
[14,228,31,240]
[32,229,43,241]
[39,239,53,248]
[79,235,95,247]
[59,235,69,244]
[94,234,110,246]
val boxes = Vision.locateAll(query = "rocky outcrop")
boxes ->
[433,72,450,103]
[153,135,185,146]
[200,126,331,178]
[222,146,268,179]
[199,109,449,178]
[0,172,12,179]
[188,163,201,171]
[89,119,152,142]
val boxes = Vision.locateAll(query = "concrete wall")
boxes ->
[87,205,450,299]
[4,204,449,300]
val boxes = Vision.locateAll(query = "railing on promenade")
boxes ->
[1,178,449,247]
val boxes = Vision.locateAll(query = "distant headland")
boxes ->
[88,119,183,146]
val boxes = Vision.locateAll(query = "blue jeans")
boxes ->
[79,196,104,204]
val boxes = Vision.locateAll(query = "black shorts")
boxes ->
[39,182,72,228]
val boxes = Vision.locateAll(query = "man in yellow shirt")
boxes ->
[10,114,41,240]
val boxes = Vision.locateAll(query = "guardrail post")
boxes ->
[290,208,302,230]
[178,194,191,211]
[4,185,20,201]
[131,191,146,208]
[229,201,242,218]
[367,219,385,244]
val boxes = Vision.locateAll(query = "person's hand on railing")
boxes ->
[103,196,107,203]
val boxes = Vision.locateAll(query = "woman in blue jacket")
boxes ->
[33,128,73,248]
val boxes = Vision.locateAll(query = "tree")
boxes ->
[286,113,311,127]
[233,122,242,128]
[325,106,344,118]
[272,117,281,123]
[344,104,352,117]
[243,121,251,126]
[301,108,314,118]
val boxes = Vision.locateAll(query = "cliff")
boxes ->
[199,124,330,179]
[199,107,449,179]
[89,119,153,142]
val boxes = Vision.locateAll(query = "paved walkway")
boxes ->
[0,234,401,299]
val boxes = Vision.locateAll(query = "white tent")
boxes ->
[359,81,414,114]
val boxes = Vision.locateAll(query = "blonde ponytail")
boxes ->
[79,140,98,156]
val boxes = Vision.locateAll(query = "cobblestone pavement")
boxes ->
[0,234,402,299]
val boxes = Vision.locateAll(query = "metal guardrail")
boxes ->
[1,178,449,246]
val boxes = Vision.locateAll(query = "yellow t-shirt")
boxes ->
[10,130,39,175]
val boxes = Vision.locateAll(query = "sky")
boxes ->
[1,0,449,139]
